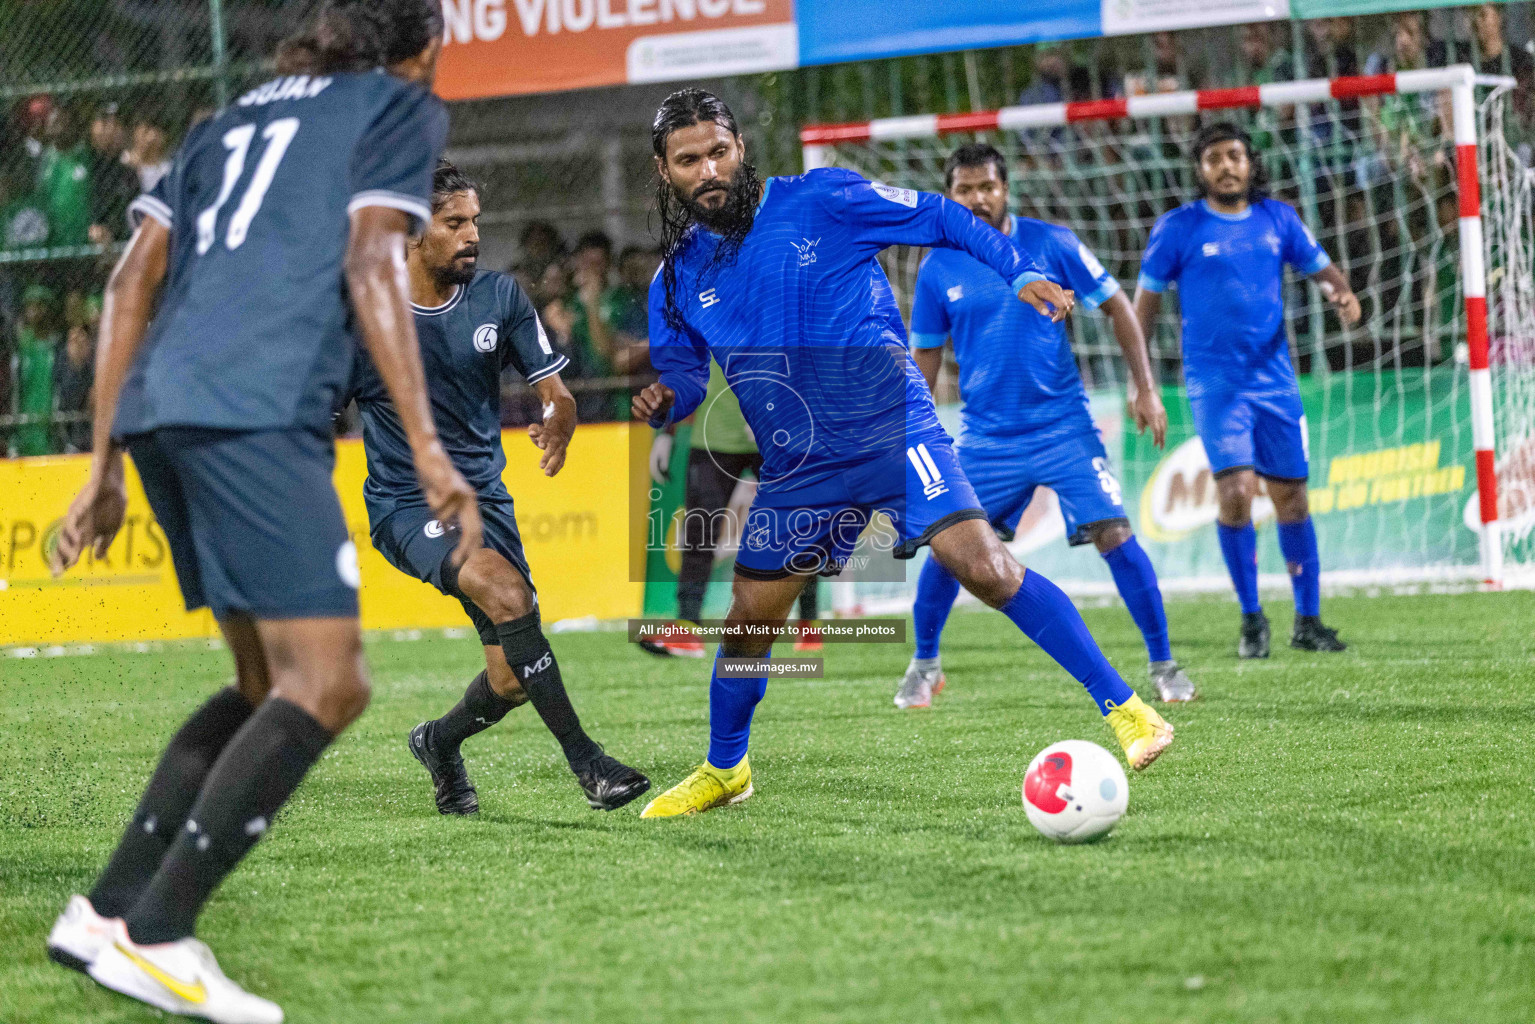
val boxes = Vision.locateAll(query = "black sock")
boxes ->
[88,687,254,918]
[124,698,332,944]
[495,611,601,770]
[798,577,820,622]
[431,670,522,752]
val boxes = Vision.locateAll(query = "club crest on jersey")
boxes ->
[907,443,948,500]
[792,237,820,267]
[871,182,918,208]
[473,324,498,353]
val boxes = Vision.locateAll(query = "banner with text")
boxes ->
[0,423,646,648]
[435,0,798,99]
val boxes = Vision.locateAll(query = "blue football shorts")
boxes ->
[1189,387,1309,481]
[732,430,986,580]
[959,429,1130,547]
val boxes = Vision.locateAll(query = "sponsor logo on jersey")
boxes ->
[871,182,918,208]
[474,323,499,353]
[947,285,964,303]
[699,288,720,309]
[791,237,820,267]
[424,520,446,539]
[1201,242,1220,257]
[906,443,948,500]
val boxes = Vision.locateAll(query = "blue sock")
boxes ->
[1276,517,1322,618]
[1216,521,1262,615]
[707,649,767,770]
[1102,536,1173,663]
[913,555,962,660]
[1000,570,1135,715]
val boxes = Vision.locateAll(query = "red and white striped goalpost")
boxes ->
[802,65,1507,586]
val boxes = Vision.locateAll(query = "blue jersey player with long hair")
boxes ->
[43,3,477,1020]
[899,143,1196,708]
[632,90,1176,819]
[1134,122,1360,658]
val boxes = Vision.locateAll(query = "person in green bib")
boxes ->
[12,284,61,456]
[644,360,821,657]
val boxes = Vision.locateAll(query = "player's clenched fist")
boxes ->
[631,382,676,424]
[1018,279,1074,322]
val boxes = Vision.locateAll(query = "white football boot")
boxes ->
[893,658,946,709]
[46,895,117,972]
[89,919,284,1024]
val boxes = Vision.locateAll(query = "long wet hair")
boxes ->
[431,159,478,214]
[277,0,442,76]
[651,88,763,334]
[1191,121,1269,203]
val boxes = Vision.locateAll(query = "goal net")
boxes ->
[799,68,1535,614]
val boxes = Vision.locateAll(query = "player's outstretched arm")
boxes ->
[834,177,1071,320]
[51,218,170,576]
[1104,291,1167,448]
[528,373,577,477]
[346,205,481,564]
[1312,263,1362,327]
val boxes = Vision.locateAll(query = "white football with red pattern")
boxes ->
[1022,740,1128,844]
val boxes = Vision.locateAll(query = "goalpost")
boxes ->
[800,66,1535,613]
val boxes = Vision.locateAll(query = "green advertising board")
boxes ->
[1123,368,1481,584]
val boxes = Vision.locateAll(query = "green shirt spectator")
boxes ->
[40,142,92,247]
[13,285,60,456]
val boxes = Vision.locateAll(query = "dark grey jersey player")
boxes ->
[349,161,650,815]
[45,4,481,1021]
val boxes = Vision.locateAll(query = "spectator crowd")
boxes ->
[5,6,1535,455]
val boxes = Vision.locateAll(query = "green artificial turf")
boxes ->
[3,591,1534,1023]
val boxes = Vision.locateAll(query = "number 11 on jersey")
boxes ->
[197,117,300,255]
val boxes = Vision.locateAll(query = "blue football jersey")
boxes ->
[1138,198,1330,398]
[115,72,448,438]
[910,215,1119,451]
[647,168,1046,488]
[350,270,566,520]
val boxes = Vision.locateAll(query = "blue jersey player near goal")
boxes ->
[42,4,479,1021]
[900,143,1196,708]
[1134,123,1360,658]
[348,161,650,816]
[632,90,1176,819]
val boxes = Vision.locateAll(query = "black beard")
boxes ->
[1210,186,1247,204]
[675,164,760,235]
[435,256,477,287]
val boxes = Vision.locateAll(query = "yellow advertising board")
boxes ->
[0,423,645,647]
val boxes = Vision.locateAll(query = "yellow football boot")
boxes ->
[639,757,753,818]
[1105,694,1174,770]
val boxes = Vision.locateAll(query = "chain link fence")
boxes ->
[5,3,1534,452]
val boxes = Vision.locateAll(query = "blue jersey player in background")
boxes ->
[348,162,650,816]
[44,5,478,1020]
[631,90,1175,820]
[900,143,1196,708]
[1134,123,1360,659]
